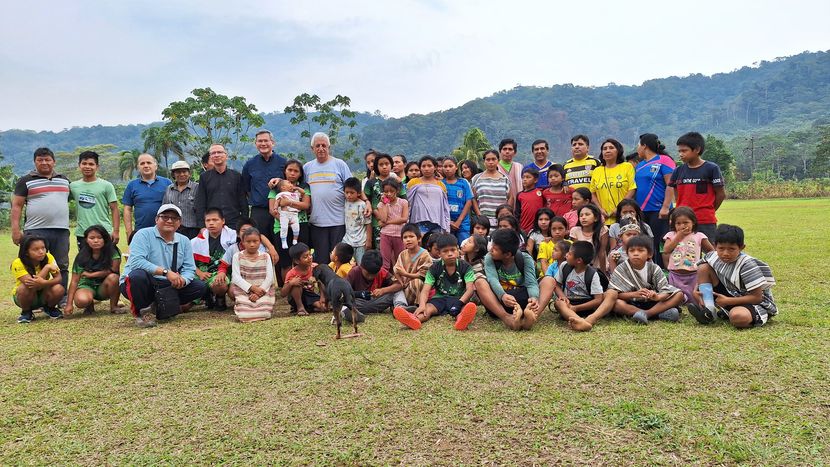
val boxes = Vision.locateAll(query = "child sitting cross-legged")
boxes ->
[393,234,478,330]
[480,229,540,331]
[392,224,434,309]
[688,224,777,328]
[537,240,608,332]
[345,249,407,319]
[608,235,685,324]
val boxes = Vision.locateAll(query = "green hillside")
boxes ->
[2,50,829,176]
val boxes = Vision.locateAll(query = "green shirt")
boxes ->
[70,179,117,236]
[499,159,513,173]
[424,259,475,298]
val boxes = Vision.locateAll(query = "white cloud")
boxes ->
[0,0,828,130]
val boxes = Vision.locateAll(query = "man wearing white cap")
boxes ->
[119,204,206,327]
[162,160,200,239]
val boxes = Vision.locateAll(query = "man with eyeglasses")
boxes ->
[120,204,206,327]
[195,143,248,230]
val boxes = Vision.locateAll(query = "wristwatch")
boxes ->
[162,268,169,275]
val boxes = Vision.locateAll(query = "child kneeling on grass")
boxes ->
[231,227,275,323]
[689,224,777,328]
[538,240,608,332]
[608,235,685,324]
[393,234,477,330]
[480,229,540,330]
[12,234,65,323]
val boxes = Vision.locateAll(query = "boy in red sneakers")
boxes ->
[394,234,477,330]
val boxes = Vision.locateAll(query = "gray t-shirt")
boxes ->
[304,157,352,227]
[554,267,604,300]
[14,172,70,230]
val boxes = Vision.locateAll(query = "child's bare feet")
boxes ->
[568,316,593,332]
[513,302,523,324]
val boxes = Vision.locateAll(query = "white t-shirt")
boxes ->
[303,157,352,227]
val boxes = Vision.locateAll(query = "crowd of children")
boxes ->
[11,131,777,332]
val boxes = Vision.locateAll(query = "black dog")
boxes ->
[313,264,362,339]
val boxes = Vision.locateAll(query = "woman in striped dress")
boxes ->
[471,150,513,228]
[231,227,275,322]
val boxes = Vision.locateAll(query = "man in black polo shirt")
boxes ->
[242,130,286,247]
[11,147,71,303]
[194,143,248,230]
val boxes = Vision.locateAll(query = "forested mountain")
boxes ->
[2,50,829,177]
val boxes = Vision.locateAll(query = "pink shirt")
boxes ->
[380,198,408,237]
[663,231,707,272]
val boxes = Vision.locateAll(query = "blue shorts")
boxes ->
[428,296,464,316]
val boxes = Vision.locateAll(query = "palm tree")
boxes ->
[119,149,141,180]
[451,127,492,163]
[142,126,184,173]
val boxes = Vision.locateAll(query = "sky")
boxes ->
[1,0,829,132]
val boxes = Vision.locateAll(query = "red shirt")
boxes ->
[668,161,724,224]
[543,188,572,218]
[286,265,316,293]
[516,188,545,233]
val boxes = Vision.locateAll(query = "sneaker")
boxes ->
[135,306,157,328]
[340,308,366,324]
[204,294,216,310]
[631,310,649,325]
[17,311,34,324]
[44,307,64,319]
[393,306,421,330]
[454,302,478,331]
[657,307,680,322]
[687,303,714,324]
[404,305,417,313]
[715,306,729,321]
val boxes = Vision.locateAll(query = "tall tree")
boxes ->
[809,125,830,178]
[704,135,737,183]
[119,149,141,180]
[159,88,265,160]
[451,128,492,163]
[142,126,184,173]
[284,93,360,162]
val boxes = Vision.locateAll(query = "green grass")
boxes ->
[1,198,829,465]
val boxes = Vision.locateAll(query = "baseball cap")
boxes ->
[157,204,182,216]
[170,160,190,171]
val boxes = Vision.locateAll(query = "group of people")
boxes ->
[11,129,777,331]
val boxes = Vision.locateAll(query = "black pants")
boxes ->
[250,206,276,247]
[26,228,70,294]
[642,211,669,268]
[120,269,206,317]
[310,224,346,264]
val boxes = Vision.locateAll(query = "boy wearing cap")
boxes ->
[119,204,206,327]
[163,160,200,239]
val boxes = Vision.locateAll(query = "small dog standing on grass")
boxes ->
[313,264,362,339]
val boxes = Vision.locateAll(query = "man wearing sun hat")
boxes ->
[119,203,206,327]
[162,160,200,239]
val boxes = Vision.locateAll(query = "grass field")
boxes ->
[1,198,829,465]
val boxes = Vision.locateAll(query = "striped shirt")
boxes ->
[162,181,199,229]
[471,172,510,227]
[14,172,70,230]
[701,252,777,318]
[563,156,600,189]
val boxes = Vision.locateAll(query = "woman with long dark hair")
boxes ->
[590,138,636,226]
[633,133,676,267]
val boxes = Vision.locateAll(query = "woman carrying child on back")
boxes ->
[231,227,276,322]
[662,206,714,303]
[64,225,125,316]
[12,234,65,323]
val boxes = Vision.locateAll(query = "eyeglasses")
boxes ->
[209,150,227,155]
[158,215,181,222]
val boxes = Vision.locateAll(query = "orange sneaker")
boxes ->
[393,306,421,330]
[454,302,478,330]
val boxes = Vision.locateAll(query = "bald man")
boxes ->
[122,153,172,240]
